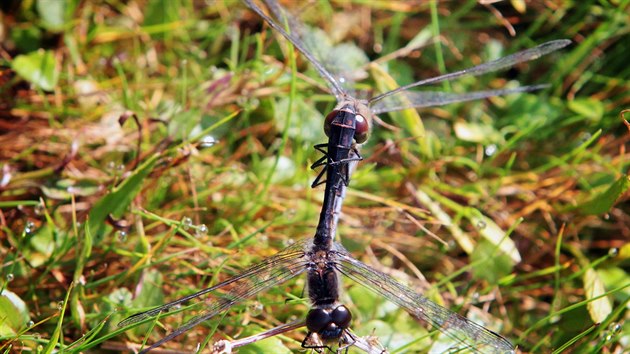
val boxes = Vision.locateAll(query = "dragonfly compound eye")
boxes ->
[306,308,332,333]
[354,115,370,144]
[323,110,338,138]
[330,305,351,329]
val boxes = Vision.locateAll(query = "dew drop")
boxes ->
[603,213,610,220]
[476,220,487,229]
[608,248,618,257]
[37,344,43,352]
[259,234,269,243]
[609,322,621,333]
[6,273,14,282]
[57,301,64,310]
[200,135,217,148]
[33,333,41,339]
[484,144,497,157]
[181,217,193,230]
[249,301,263,316]
[107,161,116,172]
[24,221,35,234]
[195,224,208,237]
[27,320,35,327]
[117,164,126,173]
[117,231,128,242]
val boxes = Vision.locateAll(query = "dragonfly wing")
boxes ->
[369,39,571,105]
[244,0,347,99]
[118,239,310,353]
[332,244,514,354]
[370,84,548,115]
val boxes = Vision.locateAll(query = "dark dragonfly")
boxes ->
[117,104,514,352]
[116,113,513,352]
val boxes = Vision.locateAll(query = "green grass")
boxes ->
[1,0,628,353]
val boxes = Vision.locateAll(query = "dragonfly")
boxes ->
[117,107,514,353]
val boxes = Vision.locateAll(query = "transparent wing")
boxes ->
[118,240,310,353]
[244,0,348,99]
[370,84,548,115]
[369,39,570,105]
[331,244,514,354]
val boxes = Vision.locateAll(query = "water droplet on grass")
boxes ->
[485,144,497,156]
[195,224,208,237]
[249,301,263,316]
[200,135,217,148]
[181,217,193,230]
[24,221,35,234]
[117,231,128,242]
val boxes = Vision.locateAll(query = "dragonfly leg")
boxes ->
[311,166,328,188]
[327,147,363,166]
[311,155,328,169]
[302,332,332,353]
[337,330,356,354]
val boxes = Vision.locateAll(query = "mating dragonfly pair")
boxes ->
[118,0,570,353]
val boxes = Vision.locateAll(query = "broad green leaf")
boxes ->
[412,188,474,255]
[596,267,630,301]
[468,214,521,264]
[131,269,164,309]
[453,120,504,144]
[579,175,630,215]
[144,0,180,27]
[11,49,59,91]
[88,155,159,238]
[0,290,30,336]
[567,98,604,122]
[583,268,612,324]
[11,26,42,53]
[23,223,56,268]
[370,63,426,150]
[471,240,514,283]
[36,0,72,32]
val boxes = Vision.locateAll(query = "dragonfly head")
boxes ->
[323,102,371,144]
[306,305,352,340]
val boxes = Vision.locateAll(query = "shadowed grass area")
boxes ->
[0,1,628,353]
